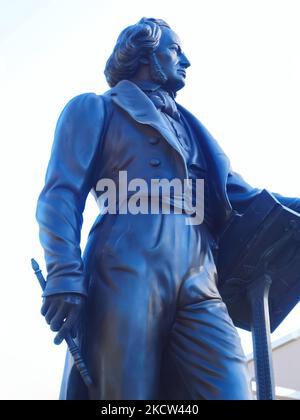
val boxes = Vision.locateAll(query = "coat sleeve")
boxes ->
[226,170,261,213]
[227,169,300,214]
[36,93,106,297]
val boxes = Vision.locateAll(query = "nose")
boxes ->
[180,52,191,69]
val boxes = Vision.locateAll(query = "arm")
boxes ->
[36,93,106,342]
[227,169,300,214]
[226,170,261,214]
[271,193,300,214]
[36,93,106,297]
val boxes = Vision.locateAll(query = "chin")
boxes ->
[173,79,186,92]
[165,78,185,94]
[178,79,186,89]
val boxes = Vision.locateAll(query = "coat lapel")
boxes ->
[177,103,232,218]
[106,80,187,163]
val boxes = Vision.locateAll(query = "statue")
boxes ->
[36,18,300,400]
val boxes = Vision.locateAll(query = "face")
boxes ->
[154,27,191,93]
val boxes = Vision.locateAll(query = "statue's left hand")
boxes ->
[41,293,85,345]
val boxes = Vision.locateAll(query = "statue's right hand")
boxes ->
[41,293,85,345]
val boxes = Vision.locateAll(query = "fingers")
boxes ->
[41,295,70,326]
[54,306,81,345]
[50,306,68,332]
[54,325,67,345]
[41,298,51,317]
[45,304,60,325]
[40,294,85,345]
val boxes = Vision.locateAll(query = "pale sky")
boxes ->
[1,0,300,399]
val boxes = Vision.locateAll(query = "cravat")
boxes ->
[146,90,181,121]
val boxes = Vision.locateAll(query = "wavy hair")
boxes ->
[104,18,170,87]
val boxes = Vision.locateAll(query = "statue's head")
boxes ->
[104,18,191,95]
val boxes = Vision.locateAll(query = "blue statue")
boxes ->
[36,18,300,400]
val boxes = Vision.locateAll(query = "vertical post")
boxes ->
[247,273,275,400]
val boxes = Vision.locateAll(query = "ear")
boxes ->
[139,57,149,65]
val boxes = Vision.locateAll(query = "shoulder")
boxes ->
[56,92,112,129]
[61,92,105,114]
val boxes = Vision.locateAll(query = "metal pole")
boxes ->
[247,273,275,400]
[31,258,93,389]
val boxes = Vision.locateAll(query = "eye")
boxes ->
[169,44,180,53]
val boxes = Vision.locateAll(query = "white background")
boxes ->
[1,0,300,399]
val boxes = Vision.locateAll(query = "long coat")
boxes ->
[36,80,299,398]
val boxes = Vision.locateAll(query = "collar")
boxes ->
[131,79,161,93]
[131,79,176,100]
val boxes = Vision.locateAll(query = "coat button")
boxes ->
[149,158,161,167]
[149,137,160,145]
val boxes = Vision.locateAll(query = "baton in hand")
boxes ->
[31,258,93,388]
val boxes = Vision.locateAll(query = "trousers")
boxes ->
[63,212,252,400]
